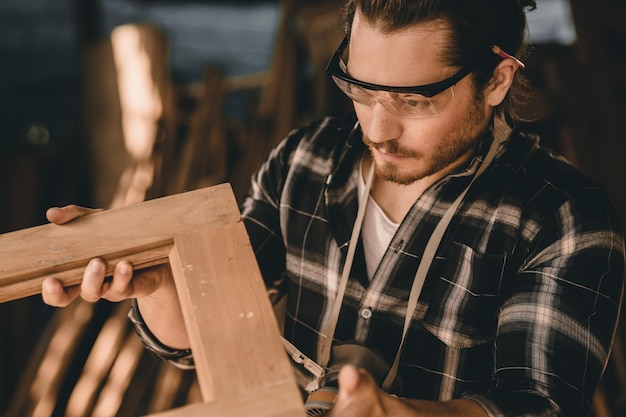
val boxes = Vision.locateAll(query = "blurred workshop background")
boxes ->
[0,0,625,416]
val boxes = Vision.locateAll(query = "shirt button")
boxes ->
[360,308,373,319]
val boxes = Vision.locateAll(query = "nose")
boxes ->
[364,98,403,144]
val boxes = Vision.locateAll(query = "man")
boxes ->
[44,0,624,416]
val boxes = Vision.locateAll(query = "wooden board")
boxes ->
[0,183,304,417]
[0,184,239,303]
[167,224,304,416]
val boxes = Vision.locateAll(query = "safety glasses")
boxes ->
[326,35,473,118]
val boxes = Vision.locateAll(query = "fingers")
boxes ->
[104,260,161,302]
[337,364,378,400]
[42,259,110,306]
[43,259,132,305]
[327,365,385,417]
[124,264,171,298]
[42,259,170,307]
[42,277,81,307]
[46,205,102,225]
[81,259,144,302]
[337,364,363,396]
[108,261,134,299]
[333,366,419,417]
[81,258,109,302]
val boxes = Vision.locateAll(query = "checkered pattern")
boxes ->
[134,113,625,416]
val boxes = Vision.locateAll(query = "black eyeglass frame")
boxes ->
[326,35,474,98]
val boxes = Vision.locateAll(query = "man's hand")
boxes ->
[45,204,102,226]
[41,205,173,307]
[326,365,415,417]
[328,365,488,417]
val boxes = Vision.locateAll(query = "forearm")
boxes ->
[136,280,190,349]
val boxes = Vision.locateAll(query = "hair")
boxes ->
[342,0,538,125]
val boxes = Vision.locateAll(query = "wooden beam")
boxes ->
[0,184,239,303]
[0,184,305,417]
[168,224,303,409]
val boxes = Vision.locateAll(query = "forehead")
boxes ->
[348,13,454,86]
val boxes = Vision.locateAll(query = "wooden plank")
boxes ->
[144,383,304,417]
[0,183,304,417]
[0,184,239,303]
[168,223,303,415]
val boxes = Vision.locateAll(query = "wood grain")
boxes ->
[0,183,305,417]
[0,184,239,303]
[168,223,303,414]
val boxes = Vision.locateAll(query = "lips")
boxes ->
[372,146,410,163]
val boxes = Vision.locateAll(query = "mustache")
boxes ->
[362,136,416,158]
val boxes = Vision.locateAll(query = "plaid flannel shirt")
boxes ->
[133,113,624,416]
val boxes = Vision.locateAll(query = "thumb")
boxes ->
[46,205,102,225]
[337,364,366,398]
[339,365,361,394]
[329,365,383,417]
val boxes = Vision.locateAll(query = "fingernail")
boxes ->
[119,262,131,275]
[88,260,104,274]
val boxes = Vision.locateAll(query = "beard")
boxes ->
[362,95,490,185]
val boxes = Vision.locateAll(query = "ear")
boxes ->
[485,59,519,107]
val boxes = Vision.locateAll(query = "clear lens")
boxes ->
[332,75,455,119]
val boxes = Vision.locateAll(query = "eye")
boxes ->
[400,94,431,109]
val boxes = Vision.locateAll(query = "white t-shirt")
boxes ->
[357,159,400,279]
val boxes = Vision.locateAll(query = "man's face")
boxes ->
[348,13,494,185]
